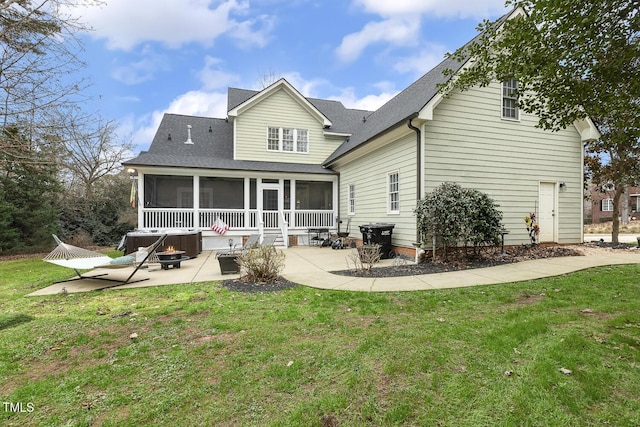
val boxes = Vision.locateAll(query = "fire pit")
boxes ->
[156,246,189,270]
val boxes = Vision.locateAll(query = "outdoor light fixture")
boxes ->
[559,182,566,189]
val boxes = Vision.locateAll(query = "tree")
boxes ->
[443,0,640,242]
[59,111,134,199]
[0,126,61,253]
[0,0,100,159]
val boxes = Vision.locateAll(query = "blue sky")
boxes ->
[70,0,510,151]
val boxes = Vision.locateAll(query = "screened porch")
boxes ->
[136,174,337,236]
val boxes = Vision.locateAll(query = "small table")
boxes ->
[156,251,189,270]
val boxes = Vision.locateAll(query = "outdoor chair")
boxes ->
[260,233,278,247]
[216,234,260,257]
[43,234,167,288]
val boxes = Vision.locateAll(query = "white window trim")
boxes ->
[348,183,355,215]
[501,79,520,121]
[266,126,309,154]
[387,171,400,214]
[601,198,614,212]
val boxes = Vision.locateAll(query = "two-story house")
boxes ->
[124,7,599,253]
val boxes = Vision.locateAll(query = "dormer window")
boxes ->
[267,127,309,153]
[502,78,519,120]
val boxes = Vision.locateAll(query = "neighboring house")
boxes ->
[124,7,599,252]
[587,184,640,224]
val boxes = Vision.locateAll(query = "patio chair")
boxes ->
[43,234,167,288]
[260,233,278,247]
[216,234,260,257]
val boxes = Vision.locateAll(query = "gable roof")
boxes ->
[227,78,333,128]
[227,87,370,136]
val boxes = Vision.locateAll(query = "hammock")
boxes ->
[43,234,167,287]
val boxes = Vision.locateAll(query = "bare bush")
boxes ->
[346,245,381,274]
[237,246,285,283]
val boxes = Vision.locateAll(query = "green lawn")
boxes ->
[1,257,639,426]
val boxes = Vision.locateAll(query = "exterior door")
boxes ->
[262,188,279,228]
[538,182,556,242]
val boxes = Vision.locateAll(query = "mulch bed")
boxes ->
[332,244,628,278]
[221,277,300,293]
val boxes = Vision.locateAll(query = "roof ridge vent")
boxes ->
[184,125,193,145]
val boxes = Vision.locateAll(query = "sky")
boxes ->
[69,0,511,151]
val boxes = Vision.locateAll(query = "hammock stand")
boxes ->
[43,234,167,288]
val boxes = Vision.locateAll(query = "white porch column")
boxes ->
[332,177,339,228]
[244,177,250,228]
[137,171,144,229]
[290,179,296,228]
[193,175,200,229]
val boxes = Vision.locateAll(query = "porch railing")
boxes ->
[142,208,335,230]
[294,210,335,228]
[200,209,246,228]
[143,209,194,229]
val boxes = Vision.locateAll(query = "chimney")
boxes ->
[185,125,193,144]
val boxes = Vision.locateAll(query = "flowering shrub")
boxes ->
[524,213,540,245]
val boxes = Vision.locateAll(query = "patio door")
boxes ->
[262,187,280,228]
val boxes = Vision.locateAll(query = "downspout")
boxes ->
[407,113,421,244]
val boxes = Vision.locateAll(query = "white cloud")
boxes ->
[336,17,421,63]
[197,56,241,90]
[331,84,399,111]
[354,0,507,18]
[392,43,448,77]
[75,0,274,51]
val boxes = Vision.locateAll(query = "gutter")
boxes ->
[407,112,421,243]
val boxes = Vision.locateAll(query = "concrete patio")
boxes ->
[28,245,640,296]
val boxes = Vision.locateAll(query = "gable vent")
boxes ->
[184,125,193,145]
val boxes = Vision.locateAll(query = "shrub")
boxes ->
[347,244,382,274]
[414,182,503,258]
[237,246,285,283]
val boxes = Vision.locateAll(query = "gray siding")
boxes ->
[423,81,583,244]
[235,88,343,164]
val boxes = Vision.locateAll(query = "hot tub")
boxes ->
[126,230,202,259]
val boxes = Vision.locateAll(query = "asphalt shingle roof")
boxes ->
[123,113,335,174]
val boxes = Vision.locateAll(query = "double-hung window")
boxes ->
[502,78,519,120]
[388,172,399,214]
[348,184,355,215]
[267,127,309,153]
[601,198,613,212]
[267,127,280,151]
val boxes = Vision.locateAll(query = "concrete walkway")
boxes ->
[28,245,640,296]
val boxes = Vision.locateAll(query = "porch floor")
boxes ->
[28,243,640,296]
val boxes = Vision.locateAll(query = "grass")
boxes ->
[1,256,639,426]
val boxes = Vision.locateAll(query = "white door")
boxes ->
[538,182,556,242]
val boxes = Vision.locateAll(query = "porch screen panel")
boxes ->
[200,177,243,208]
[295,181,332,209]
[144,175,193,208]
